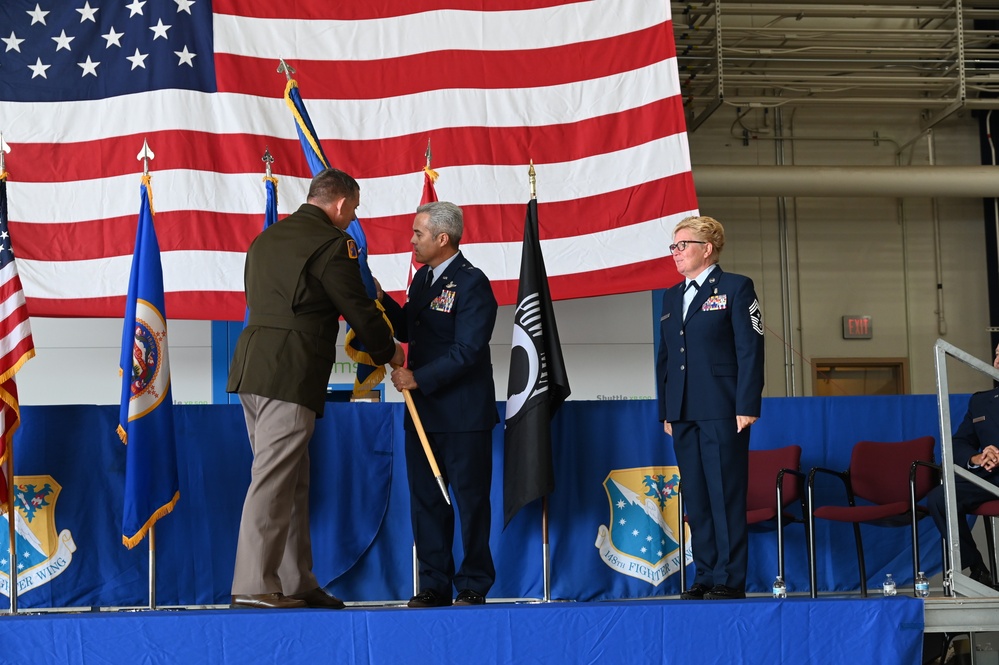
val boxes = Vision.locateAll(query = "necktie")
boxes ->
[425,269,434,290]
[682,280,697,319]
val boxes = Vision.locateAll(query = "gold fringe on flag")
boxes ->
[343,300,395,400]
[141,173,156,214]
[122,490,179,549]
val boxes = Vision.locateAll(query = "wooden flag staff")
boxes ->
[398,380,450,506]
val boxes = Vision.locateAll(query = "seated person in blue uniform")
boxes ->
[927,342,999,588]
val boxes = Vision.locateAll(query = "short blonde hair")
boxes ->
[673,215,725,258]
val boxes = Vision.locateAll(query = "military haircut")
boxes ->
[417,201,463,247]
[308,168,360,205]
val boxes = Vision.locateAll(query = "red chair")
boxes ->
[806,436,937,598]
[677,444,806,593]
[970,500,999,585]
[747,445,809,588]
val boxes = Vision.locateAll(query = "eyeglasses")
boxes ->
[669,240,707,253]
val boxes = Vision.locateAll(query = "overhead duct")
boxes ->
[692,165,999,198]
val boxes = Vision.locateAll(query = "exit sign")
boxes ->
[842,315,872,339]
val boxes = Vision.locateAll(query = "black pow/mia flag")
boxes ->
[503,199,571,526]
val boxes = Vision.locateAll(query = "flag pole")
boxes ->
[401,387,450,506]
[5,439,16,614]
[1,141,18,614]
[262,147,274,179]
[136,139,158,611]
[529,160,554,603]
[148,525,156,609]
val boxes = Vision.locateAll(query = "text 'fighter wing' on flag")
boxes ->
[1,1,694,320]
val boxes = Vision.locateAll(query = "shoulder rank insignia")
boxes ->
[749,299,763,335]
[346,238,359,259]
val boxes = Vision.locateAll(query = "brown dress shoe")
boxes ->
[230,593,307,609]
[290,587,346,609]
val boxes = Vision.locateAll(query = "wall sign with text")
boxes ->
[842,315,873,339]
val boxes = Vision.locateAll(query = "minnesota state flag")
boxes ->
[117,176,179,549]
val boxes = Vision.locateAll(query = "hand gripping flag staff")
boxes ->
[504,162,570,602]
[280,60,448,505]
[117,140,180,610]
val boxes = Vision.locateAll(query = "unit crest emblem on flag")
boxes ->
[594,467,691,586]
[129,300,170,413]
[0,475,77,598]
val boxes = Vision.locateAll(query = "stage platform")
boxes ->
[0,596,925,664]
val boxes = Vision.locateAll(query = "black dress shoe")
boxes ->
[454,589,486,606]
[290,587,346,609]
[680,583,711,600]
[407,589,452,608]
[231,593,307,609]
[704,584,746,600]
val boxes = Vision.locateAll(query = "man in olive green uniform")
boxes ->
[228,168,404,609]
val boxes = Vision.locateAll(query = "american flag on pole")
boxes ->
[0,167,36,507]
[0,0,695,320]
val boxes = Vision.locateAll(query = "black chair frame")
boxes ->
[807,459,937,598]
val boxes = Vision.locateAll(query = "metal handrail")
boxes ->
[934,339,999,598]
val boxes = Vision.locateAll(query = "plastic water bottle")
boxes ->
[772,576,787,599]
[914,571,930,598]
[882,573,897,596]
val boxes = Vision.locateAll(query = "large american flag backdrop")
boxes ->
[0,0,696,321]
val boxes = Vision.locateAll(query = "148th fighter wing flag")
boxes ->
[504,199,570,526]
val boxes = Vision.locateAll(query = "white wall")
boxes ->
[19,318,213,406]
[18,290,659,407]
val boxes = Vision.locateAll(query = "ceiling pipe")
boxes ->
[692,164,999,197]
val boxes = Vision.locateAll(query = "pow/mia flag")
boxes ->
[504,199,571,526]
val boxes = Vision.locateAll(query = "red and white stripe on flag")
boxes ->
[1,0,695,320]
[0,177,36,506]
